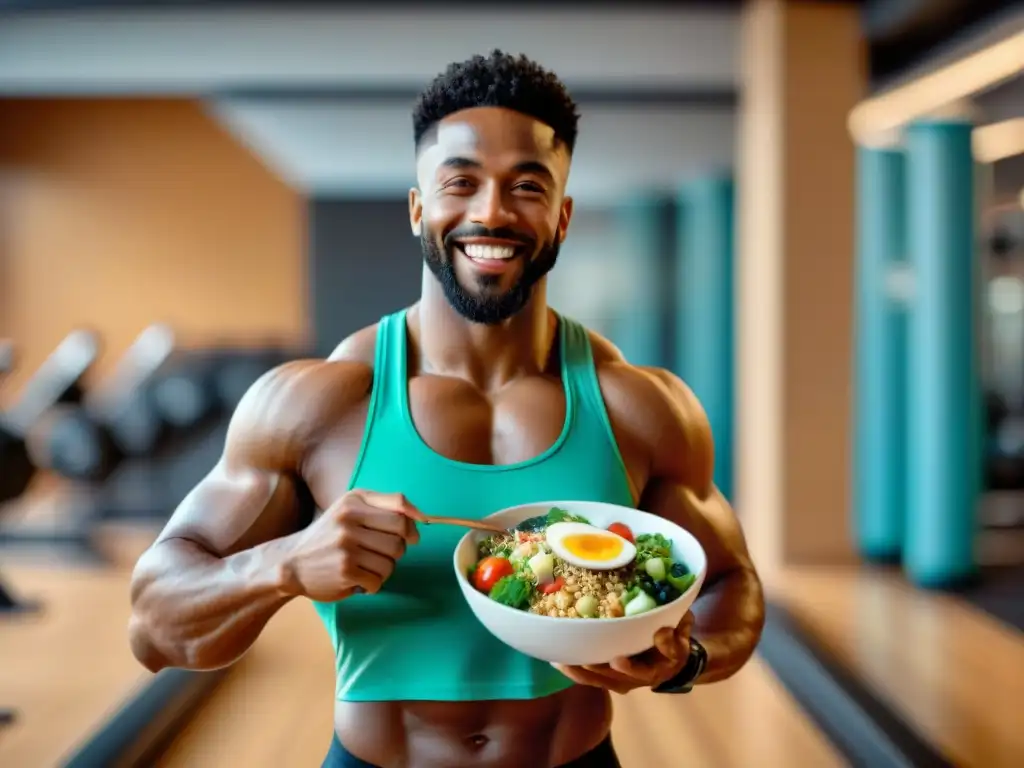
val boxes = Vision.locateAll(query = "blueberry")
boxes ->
[655,584,681,605]
[670,562,690,578]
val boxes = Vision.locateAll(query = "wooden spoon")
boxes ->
[407,511,507,536]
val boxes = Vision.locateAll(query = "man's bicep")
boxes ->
[155,461,306,558]
[152,362,323,557]
[640,366,716,494]
[639,368,754,578]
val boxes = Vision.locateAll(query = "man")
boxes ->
[128,51,765,768]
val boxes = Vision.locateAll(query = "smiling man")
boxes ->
[127,51,765,768]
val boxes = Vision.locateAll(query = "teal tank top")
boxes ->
[312,309,634,702]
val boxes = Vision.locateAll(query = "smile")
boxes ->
[457,243,520,261]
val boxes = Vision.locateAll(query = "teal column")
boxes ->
[853,147,907,562]
[904,120,982,588]
[678,176,735,499]
[611,196,675,369]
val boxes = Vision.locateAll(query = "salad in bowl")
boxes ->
[454,500,707,666]
[469,507,697,620]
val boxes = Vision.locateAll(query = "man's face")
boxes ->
[410,107,574,324]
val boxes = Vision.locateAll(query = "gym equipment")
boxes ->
[0,329,100,503]
[0,325,222,560]
[0,425,35,510]
[29,336,292,529]
[1,331,102,631]
[0,332,95,726]
[34,327,283,485]
[208,346,291,410]
[39,324,179,483]
[95,344,294,525]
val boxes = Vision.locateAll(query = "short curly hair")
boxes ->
[413,49,580,154]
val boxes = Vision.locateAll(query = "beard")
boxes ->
[421,224,560,325]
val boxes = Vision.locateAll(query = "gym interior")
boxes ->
[1,1,1022,766]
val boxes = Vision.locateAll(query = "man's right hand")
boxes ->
[283,490,421,601]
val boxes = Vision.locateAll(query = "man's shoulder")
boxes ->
[584,329,682,415]
[223,347,375,470]
[585,330,712,479]
[582,326,697,406]
[593,360,686,434]
[327,322,380,367]
[250,357,374,414]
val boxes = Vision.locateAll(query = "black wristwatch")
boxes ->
[652,637,707,694]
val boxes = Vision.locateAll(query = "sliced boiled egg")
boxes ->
[545,522,637,571]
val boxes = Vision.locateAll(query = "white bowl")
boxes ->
[453,500,707,666]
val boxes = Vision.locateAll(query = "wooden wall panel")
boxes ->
[0,98,306,404]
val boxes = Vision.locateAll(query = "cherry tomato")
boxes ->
[540,576,565,595]
[473,556,514,593]
[607,522,635,544]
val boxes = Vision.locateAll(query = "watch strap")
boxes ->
[652,637,706,694]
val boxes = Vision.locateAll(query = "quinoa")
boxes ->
[527,560,633,619]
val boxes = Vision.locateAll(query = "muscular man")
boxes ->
[128,51,765,768]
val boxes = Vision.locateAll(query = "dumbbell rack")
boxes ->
[0,329,107,562]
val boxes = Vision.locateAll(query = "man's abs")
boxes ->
[333,685,612,768]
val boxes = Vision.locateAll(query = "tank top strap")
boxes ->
[557,313,602,412]
[556,313,631,479]
[362,309,408,425]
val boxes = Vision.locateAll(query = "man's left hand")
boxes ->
[552,612,695,695]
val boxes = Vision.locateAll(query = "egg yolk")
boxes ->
[562,533,623,562]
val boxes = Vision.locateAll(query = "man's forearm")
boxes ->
[129,535,299,672]
[690,565,765,683]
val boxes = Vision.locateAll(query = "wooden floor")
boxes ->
[156,596,845,768]
[0,480,163,767]
[773,566,1024,768]
[0,560,151,767]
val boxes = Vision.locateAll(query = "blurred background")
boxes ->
[1,0,1022,766]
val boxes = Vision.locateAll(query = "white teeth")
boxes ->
[462,244,516,260]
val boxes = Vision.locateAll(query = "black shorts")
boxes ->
[322,733,622,768]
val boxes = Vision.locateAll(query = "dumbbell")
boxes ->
[0,330,101,502]
[38,329,272,484]
[37,325,184,483]
[0,428,34,505]
[205,346,294,411]
[146,350,223,434]
[92,344,296,525]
